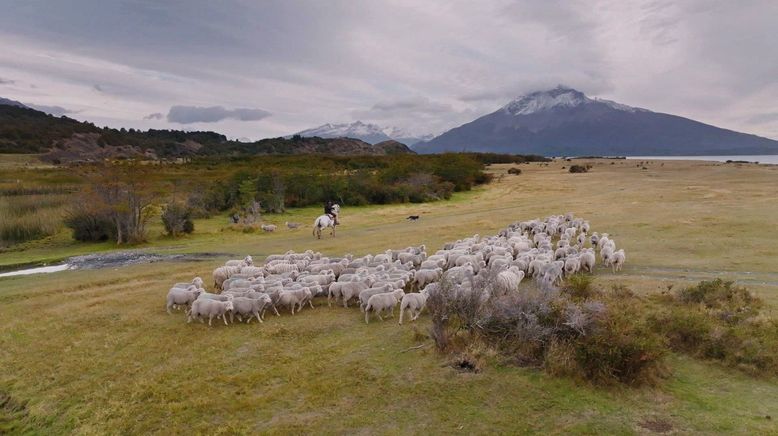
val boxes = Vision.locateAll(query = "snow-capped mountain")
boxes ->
[502,86,645,116]
[292,121,431,146]
[415,86,778,156]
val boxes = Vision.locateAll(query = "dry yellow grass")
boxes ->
[2,158,778,433]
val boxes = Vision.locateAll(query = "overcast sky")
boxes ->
[1,0,776,140]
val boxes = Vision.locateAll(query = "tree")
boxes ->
[78,164,159,244]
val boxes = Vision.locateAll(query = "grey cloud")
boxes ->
[144,112,164,120]
[0,0,776,140]
[26,104,75,116]
[356,97,452,117]
[0,77,15,85]
[166,105,271,124]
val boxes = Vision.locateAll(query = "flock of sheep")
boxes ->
[165,212,625,326]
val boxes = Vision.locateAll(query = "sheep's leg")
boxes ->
[167,304,172,315]
[208,315,213,326]
[273,305,281,316]
[223,314,229,326]
[230,312,235,324]
[365,311,370,324]
[256,311,263,323]
[308,299,315,309]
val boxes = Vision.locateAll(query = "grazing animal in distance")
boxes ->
[407,215,420,221]
[285,221,301,230]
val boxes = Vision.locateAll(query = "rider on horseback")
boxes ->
[324,200,339,225]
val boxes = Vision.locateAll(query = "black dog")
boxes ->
[406,215,420,221]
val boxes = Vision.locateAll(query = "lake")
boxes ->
[627,155,778,164]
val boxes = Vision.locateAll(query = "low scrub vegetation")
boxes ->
[428,276,776,385]
[649,279,777,376]
[569,164,590,173]
[427,275,666,386]
[199,153,494,213]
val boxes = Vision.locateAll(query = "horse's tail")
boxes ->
[312,217,320,236]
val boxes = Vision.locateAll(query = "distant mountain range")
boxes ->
[291,121,433,146]
[414,86,778,156]
[0,101,413,161]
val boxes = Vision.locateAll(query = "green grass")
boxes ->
[2,158,778,432]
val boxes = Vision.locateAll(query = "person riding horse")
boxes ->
[324,200,339,225]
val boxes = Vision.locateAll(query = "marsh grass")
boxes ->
[0,194,69,247]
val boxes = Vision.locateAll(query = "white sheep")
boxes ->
[213,265,242,290]
[261,224,277,232]
[188,299,234,326]
[225,255,253,267]
[328,280,369,307]
[166,286,202,314]
[364,289,405,323]
[579,249,596,273]
[611,249,626,272]
[494,266,524,295]
[171,277,204,289]
[413,268,442,290]
[398,288,429,325]
[230,295,272,324]
[277,288,314,314]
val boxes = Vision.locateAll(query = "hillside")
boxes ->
[415,86,778,156]
[0,103,414,161]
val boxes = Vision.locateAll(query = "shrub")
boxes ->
[161,203,194,237]
[563,274,596,300]
[648,279,778,376]
[569,165,588,173]
[429,276,665,385]
[63,209,115,242]
[507,167,522,175]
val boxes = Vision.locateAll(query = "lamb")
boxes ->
[285,221,301,230]
[229,295,272,324]
[611,249,626,272]
[494,266,524,295]
[187,299,234,326]
[166,286,202,314]
[364,289,405,323]
[261,224,277,232]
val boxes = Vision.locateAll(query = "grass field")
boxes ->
[2,158,778,433]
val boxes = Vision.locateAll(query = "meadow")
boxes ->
[1,157,778,433]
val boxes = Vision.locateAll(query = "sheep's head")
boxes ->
[225,301,234,311]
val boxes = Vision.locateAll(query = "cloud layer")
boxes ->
[0,0,775,140]
[166,106,271,124]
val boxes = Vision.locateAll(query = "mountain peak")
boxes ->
[292,121,431,146]
[502,86,644,115]
[503,86,589,115]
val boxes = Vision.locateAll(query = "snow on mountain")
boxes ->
[502,85,646,115]
[292,121,431,145]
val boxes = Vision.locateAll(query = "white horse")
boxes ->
[313,204,340,239]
